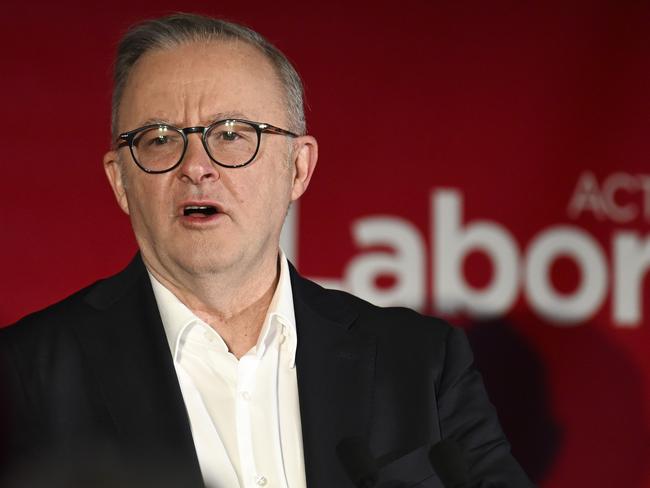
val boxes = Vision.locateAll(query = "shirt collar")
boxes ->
[258,249,298,367]
[148,270,196,362]
[148,249,298,368]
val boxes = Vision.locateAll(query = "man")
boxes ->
[0,13,532,488]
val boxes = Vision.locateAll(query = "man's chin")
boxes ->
[139,234,278,285]
[153,248,243,279]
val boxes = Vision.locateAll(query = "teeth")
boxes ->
[184,205,217,216]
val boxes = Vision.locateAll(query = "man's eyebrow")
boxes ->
[206,111,248,122]
[140,117,172,126]
[138,112,250,127]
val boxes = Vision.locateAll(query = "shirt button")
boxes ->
[241,391,251,401]
[255,475,268,486]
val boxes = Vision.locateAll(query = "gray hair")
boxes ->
[111,13,306,138]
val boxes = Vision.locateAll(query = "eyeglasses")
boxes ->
[117,119,299,174]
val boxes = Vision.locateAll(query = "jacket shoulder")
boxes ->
[1,255,145,345]
[2,282,99,342]
[291,269,455,352]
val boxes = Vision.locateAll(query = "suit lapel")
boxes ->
[73,255,203,485]
[291,265,377,488]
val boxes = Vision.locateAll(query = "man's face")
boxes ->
[103,41,316,282]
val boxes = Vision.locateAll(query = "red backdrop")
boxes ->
[2,1,649,486]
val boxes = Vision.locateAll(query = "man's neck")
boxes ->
[144,252,281,359]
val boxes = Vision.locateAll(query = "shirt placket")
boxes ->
[270,323,290,488]
[237,353,266,487]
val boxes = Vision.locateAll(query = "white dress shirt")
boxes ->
[149,253,307,488]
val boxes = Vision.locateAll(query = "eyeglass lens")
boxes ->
[131,120,259,171]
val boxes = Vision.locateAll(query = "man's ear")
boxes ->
[290,135,318,202]
[103,150,130,215]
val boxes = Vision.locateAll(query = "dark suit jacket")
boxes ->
[0,255,532,487]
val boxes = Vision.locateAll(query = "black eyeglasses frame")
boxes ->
[116,118,299,174]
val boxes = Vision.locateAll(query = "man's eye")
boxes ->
[220,131,240,142]
[150,136,169,146]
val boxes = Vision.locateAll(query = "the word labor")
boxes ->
[341,189,649,327]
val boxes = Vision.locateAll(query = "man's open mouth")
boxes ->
[183,205,218,217]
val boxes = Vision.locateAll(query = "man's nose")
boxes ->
[178,133,219,183]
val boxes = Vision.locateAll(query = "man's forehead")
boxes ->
[132,40,277,82]
[119,39,287,128]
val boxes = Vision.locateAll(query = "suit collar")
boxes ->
[290,264,378,488]
[83,253,146,311]
[75,254,204,486]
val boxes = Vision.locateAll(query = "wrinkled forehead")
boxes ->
[118,40,288,129]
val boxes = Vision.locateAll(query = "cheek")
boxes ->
[254,167,293,205]
[125,177,170,225]
[230,162,291,207]
[260,175,293,224]
[230,178,288,231]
